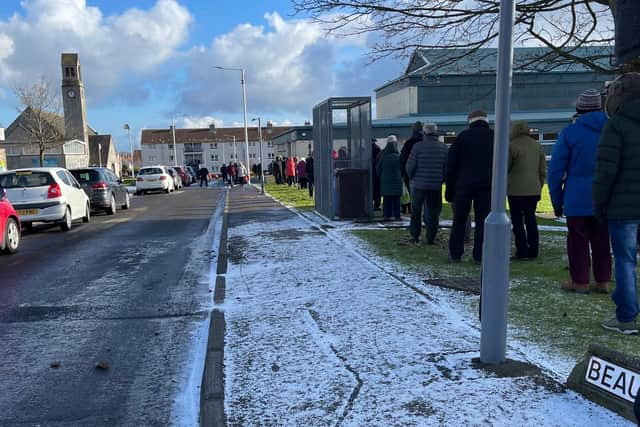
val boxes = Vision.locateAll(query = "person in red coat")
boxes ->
[286,157,296,186]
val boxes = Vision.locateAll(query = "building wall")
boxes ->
[142,139,277,172]
[376,86,418,119]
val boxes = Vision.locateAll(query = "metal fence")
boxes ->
[312,97,372,219]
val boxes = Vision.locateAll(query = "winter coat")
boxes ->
[377,142,403,196]
[445,120,494,202]
[406,134,448,191]
[220,165,227,176]
[548,111,607,216]
[296,160,307,179]
[198,168,209,179]
[306,157,314,182]
[593,100,640,219]
[228,165,236,177]
[507,121,546,197]
[286,158,296,177]
[399,130,423,179]
[237,164,247,177]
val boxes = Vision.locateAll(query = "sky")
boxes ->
[0,0,404,151]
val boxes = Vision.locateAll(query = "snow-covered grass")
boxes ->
[351,227,640,373]
[221,195,631,425]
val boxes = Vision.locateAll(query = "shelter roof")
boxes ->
[141,126,291,145]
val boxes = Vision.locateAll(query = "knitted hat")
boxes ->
[604,72,640,117]
[468,110,488,124]
[575,89,602,112]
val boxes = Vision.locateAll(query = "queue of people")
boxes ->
[270,156,315,198]
[373,73,640,335]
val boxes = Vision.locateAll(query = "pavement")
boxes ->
[0,185,224,426]
[219,185,632,426]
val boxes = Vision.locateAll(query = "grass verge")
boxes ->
[351,227,640,362]
[264,177,314,210]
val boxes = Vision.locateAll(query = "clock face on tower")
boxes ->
[66,89,76,98]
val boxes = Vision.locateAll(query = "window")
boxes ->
[184,143,202,152]
[210,143,218,149]
[147,144,156,149]
[268,153,275,159]
[169,155,174,161]
[249,153,257,159]
[249,142,256,147]
[70,169,100,183]
[0,171,54,188]
[148,156,157,161]
[211,154,219,161]
[267,141,273,147]
[6,145,21,156]
[543,132,558,141]
[168,144,174,150]
[139,167,163,175]
[57,171,72,186]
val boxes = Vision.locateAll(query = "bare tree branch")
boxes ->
[292,0,616,73]
[13,77,64,167]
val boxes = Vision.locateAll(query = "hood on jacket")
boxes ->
[574,110,608,133]
[510,121,531,139]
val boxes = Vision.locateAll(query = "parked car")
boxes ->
[70,167,130,215]
[0,168,90,231]
[186,166,198,184]
[166,167,183,190]
[135,166,174,195]
[0,185,20,254]
[173,166,190,187]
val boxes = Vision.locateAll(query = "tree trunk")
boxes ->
[39,150,45,167]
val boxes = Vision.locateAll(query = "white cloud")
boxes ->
[181,115,223,128]
[0,0,192,104]
[179,12,400,121]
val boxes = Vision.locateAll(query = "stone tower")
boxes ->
[61,53,88,143]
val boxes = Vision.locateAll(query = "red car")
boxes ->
[173,166,190,187]
[0,185,20,254]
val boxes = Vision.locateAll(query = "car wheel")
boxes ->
[82,203,91,223]
[165,186,170,194]
[122,192,130,209]
[135,190,141,196]
[60,207,72,232]
[3,217,20,254]
[106,195,116,215]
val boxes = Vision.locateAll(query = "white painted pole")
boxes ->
[480,0,516,364]
[240,68,250,177]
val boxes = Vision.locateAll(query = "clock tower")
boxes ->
[61,53,88,143]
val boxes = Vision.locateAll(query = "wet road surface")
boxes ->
[0,186,222,426]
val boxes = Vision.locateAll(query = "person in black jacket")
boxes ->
[371,139,381,210]
[198,165,210,187]
[446,110,494,263]
[306,155,314,198]
[400,122,424,191]
[220,164,228,183]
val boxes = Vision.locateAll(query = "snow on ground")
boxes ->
[222,205,631,425]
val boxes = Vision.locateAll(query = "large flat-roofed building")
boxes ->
[141,126,291,171]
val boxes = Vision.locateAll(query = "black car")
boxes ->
[70,167,130,215]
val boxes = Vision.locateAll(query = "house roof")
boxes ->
[404,46,615,77]
[5,107,97,141]
[141,126,292,144]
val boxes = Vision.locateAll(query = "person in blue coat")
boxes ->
[548,89,612,294]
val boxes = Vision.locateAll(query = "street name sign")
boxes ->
[585,355,639,403]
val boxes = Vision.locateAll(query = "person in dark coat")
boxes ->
[406,123,447,244]
[220,164,228,183]
[549,90,611,294]
[371,139,382,210]
[377,135,403,221]
[594,72,640,335]
[198,165,210,187]
[399,121,424,191]
[306,155,314,198]
[273,157,283,184]
[446,110,494,263]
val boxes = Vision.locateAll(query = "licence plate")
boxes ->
[17,209,39,216]
[148,178,157,182]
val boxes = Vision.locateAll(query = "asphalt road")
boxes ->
[0,185,223,426]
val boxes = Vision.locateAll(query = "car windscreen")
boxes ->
[139,168,163,175]
[70,169,100,183]
[0,171,55,188]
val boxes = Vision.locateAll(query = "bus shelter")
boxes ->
[312,97,372,220]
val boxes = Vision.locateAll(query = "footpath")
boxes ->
[212,185,631,426]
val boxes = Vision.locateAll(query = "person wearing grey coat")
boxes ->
[406,123,448,243]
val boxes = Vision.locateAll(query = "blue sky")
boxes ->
[0,0,403,151]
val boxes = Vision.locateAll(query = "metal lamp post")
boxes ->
[170,117,178,167]
[123,123,134,178]
[252,117,265,193]
[480,0,516,364]
[98,143,102,168]
[214,66,250,175]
